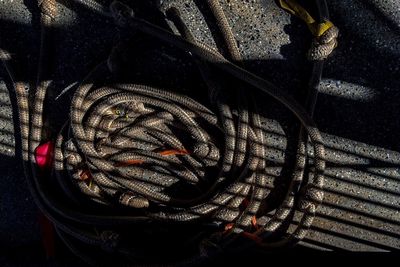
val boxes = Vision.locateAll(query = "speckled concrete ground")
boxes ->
[0,0,399,264]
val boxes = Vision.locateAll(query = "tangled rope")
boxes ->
[1,0,338,265]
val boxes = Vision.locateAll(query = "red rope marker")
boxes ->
[38,212,55,258]
[35,141,54,169]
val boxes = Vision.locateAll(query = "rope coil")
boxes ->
[1,0,339,264]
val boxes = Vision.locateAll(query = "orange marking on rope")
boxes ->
[158,149,189,156]
[79,170,92,181]
[251,216,259,230]
[224,223,234,232]
[115,159,145,167]
[115,149,189,167]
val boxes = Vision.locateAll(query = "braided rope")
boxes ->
[2,0,337,265]
[38,0,58,19]
[308,25,339,61]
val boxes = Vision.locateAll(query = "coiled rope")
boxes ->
[1,0,338,265]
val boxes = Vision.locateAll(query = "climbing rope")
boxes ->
[2,0,338,265]
[277,0,339,60]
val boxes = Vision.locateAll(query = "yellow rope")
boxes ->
[277,0,334,37]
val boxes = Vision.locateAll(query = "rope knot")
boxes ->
[38,0,57,19]
[308,25,339,61]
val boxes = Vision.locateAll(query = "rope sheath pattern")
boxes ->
[308,25,339,60]
[38,0,58,19]
[1,0,339,265]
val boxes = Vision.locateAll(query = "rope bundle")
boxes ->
[0,0,338,265]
